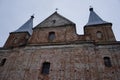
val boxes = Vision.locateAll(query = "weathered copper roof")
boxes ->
[35,12,75,28]
[12,16,34,35]
[85,8,111,26]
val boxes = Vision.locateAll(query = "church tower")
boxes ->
[84,8,116,42]
[4,16,34,48]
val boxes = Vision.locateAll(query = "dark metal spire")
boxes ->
[12,16,34,35]
[85,7,111,26]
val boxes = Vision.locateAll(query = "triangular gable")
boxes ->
[35,12,75,28]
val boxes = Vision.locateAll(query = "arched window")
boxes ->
[48,32,55,41]
[41,62,50,74]
[104,57,112,67]
[0,58,6,66]
[96,31,102,39]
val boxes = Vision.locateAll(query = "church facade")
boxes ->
[0,8,120,80]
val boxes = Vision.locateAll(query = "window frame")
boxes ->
[41,62,50,75]
[0,58,7,66]
[48,32,55,41]
[104,57,112,67]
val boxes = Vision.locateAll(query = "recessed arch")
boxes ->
[104,57,112,67]
[0,58,7,66]
[41,62,50,74]
[96,31,103,39]
[48,32,55,41]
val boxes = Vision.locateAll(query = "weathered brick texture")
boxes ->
[0,44,120,80]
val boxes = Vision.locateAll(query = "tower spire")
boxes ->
[12,16,34,35]
[85,7,111,26]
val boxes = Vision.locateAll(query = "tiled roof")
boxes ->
[85,8,111,26]
[35,12,75,28]
[12,16,34,35]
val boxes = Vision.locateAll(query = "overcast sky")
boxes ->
[0,0,120,47]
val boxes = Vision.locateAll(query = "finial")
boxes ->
[89,6,93,11]
[55,8,58,12]
[31,14,34,19]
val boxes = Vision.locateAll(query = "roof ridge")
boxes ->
[55,12,75,24]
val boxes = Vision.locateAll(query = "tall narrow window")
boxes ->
[104,57,112,67]
[96,31,102,39]
[0,58,6,66]
[48,32,55,41]
[41,62,50,74]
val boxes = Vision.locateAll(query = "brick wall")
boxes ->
[4,32,30,48]
[28,25,78,44]
[0,44,120,80]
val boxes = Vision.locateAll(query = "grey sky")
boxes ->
[0,0,120,47]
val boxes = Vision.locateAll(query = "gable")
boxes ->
[34,12,75,28]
